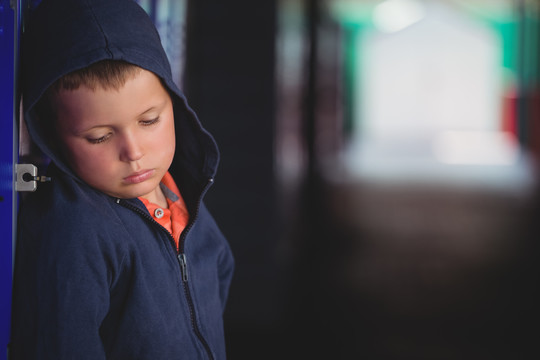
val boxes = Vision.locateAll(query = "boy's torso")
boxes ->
[12,166,233,359]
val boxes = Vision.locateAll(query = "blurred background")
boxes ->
[147,0,540,359]
[177,0,540,358]
[7,0,540,359]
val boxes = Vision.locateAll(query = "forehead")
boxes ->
[52,70,169,129]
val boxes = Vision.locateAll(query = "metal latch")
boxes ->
[15,164,51,192]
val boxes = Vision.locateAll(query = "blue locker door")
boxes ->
[0,0,19,359]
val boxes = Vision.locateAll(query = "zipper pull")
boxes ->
[177,253,189,282]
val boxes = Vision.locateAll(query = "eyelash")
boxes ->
[88,133,112,144]
[140,118,160,126]
[86,118,160,144]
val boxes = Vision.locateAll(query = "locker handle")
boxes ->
[15,164,51,192]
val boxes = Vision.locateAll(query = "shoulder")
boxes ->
[15,170,141,296]
[188,202,233,262]
[194,203,227,240]
[18,170,129,261]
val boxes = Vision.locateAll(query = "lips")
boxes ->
[123,169,155,184]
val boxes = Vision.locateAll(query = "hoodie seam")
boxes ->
[84,0,114,58]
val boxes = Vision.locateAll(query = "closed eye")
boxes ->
[140,118,160,126]
[87,133,112,144]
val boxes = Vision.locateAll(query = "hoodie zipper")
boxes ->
[116,177,215,360]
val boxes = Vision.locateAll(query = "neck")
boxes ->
[141,186,168,208]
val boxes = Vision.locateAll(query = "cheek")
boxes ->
[60,139,85,169]
[166,129,176,156]
[156,118,176,159]
[65,142,112,175]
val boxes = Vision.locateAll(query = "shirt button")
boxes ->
[154,208,164,219]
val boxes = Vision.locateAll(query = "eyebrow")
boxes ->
[73,124,111,136]
[138,104,160,116]
[137,98,169,117]
[74,100,168,135]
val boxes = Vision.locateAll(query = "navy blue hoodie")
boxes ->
[10,0,234,359]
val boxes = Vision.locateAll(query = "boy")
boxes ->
[10,0,234,359]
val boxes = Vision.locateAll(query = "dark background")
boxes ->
[184,1,540,359]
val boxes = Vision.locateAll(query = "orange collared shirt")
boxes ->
[138,172,189,251]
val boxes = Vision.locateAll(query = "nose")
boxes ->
[119,132,144,162]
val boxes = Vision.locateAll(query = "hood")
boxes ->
[22,0,219,190]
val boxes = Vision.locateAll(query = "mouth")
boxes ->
[123,169,155,184]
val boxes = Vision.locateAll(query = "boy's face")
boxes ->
[53,69,176,203]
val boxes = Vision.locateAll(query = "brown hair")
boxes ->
[36,60,142,122]
[48,60,142,93]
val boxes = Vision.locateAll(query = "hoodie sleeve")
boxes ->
[11,219,120,359]
[217,239,235,313]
